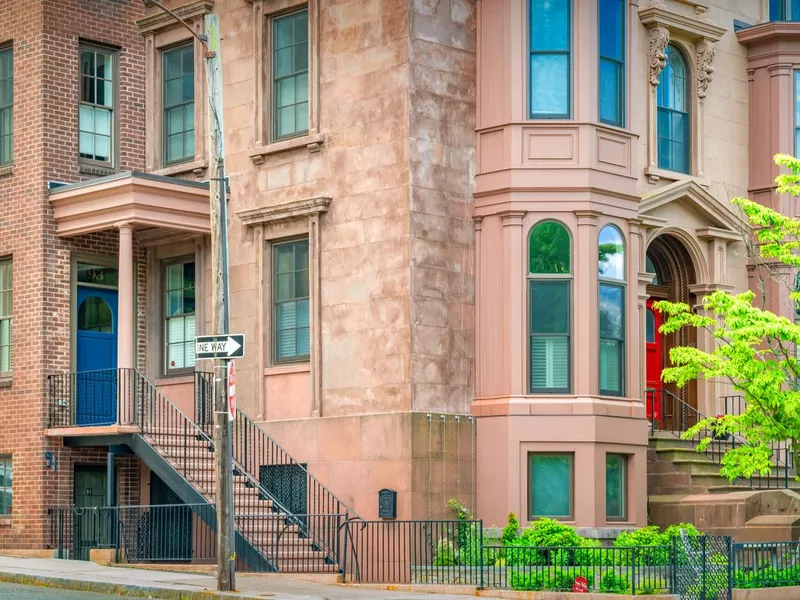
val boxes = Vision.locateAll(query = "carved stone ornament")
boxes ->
[648,26,670,86]
[696,39,716,99]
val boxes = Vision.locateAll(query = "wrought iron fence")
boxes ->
[341,519,483,584]
[480,545,673,594]
[733,541,800,589]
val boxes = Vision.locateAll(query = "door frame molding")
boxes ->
[70,253,137,372]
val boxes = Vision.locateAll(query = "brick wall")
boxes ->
[0,0,146,549]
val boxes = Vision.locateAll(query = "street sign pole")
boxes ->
[205,14,235,592]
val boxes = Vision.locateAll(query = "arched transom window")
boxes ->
[528,221,571,393]
[598,225,625,396]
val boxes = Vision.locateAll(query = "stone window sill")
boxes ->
[78,163,117,177]
[0,516,10,527]
[0,376,11,389]
[248,133,325,164]
[645,166,710,188]
[154,159,208,178]
[265,363,311,377]
[0,165,12,178]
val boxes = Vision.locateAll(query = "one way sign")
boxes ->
[195,334,246,359]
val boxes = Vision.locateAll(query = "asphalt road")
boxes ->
[0,582,125,599]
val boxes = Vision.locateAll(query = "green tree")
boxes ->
[655,154,800,481]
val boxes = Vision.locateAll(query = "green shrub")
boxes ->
[613,526,670,566]
[519,517,584,548]
[663,522,700,544]
[599,571,630,594]
[501,512,520,546]
[510,568,594,591]
[735,565,800,589]
[432,538,456,566]
[458,530,482,566]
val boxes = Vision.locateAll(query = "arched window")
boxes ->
[599,225,625,396]
[78,296,113,333]
[657,44,690,174]
[529,0,571,119]
[529,221,571,393]
[598,0,626,127]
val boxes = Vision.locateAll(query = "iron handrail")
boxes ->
[195,371,360,519]
[649,388,794,489]
[132,369,346,567]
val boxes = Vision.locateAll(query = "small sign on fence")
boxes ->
[572,576,588,593]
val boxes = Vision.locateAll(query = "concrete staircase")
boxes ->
[648,433,800,542]
[140,426,334,573]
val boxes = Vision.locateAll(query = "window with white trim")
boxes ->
[164,260,196,374]
[79,45,116,165]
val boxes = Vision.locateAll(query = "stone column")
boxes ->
[117,223,134,371]
[500,211,525,395]
[574,211,600,396]
[628,219,644,402]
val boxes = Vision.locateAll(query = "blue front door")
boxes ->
[76,287,118,425]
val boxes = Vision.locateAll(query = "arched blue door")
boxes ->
[76,287,118,425]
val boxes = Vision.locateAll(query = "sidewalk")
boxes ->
[0,556,494,600]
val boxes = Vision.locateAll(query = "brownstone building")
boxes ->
[2,0,800,567]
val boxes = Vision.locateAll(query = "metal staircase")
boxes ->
[48,368,355,573]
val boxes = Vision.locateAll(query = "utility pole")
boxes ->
[205,13,235,593]
[144,2,234,592]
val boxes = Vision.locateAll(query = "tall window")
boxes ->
[0,456,10,515]
[79,45,115,165]
[772,0,800,20]
[657,45,690,174]
[273,239,309,362]
[0,47,12,165]
[598,0,625,127]
[528,453,573,520]
[0,260,11,374]
[528,222,571,393]
[599,225,625,396]
[164,260,196,374]
[163,44,195,165]
[529,0,571,119]
[606,454,627,520]
[273,8,309,140]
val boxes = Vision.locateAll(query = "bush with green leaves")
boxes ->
[599,571,631,594]
[510,567,595,591]
[432,538,456,566]
[501,512,519,547]
[735,565,800,589]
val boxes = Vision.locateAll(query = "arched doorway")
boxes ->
[645,234,698,423]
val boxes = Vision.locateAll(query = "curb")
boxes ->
[0,571,263,599]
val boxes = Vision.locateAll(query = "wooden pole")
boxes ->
[205,13,235,592]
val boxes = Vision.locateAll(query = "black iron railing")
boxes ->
[195,371,359,517]
[649,388,794,489]
[733,541,800,589]
[48,504,345,572]
[722,394,746,417]
[47,369,138,428]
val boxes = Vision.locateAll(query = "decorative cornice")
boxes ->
[695,39,716,99]
[137,0,215,35]
[695,227,743,242]
[237,196,331,226]
[648,26,670,86]
[736,21,800,47]
[639,7,726,42]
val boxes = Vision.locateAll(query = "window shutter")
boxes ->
[530,336,568,390]
[599,339,621,394]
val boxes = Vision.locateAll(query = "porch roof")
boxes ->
[48,171,211,237]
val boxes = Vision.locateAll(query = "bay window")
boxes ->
[529,0,571,119]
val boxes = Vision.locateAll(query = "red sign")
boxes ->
[572,576,588,593]
[227,361,236,422]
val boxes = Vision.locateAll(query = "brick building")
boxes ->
[0,0,799,563]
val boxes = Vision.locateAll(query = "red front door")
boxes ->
[645,298,662,420]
